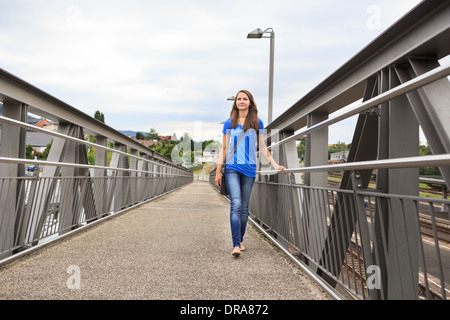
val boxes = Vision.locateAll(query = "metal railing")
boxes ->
[0,172,191,252]
[211,0,450,300]
[249,168,450,300]
[193,173,210,182]
[0,71,193,263]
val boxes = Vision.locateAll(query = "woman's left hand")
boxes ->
[275,165,286,171]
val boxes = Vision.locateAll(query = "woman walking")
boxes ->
[215,90,285,257]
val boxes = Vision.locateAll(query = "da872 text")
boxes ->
[224,304,268,315]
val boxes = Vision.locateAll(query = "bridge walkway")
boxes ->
[0,181,332,300]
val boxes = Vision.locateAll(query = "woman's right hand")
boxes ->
[215,172,222,188]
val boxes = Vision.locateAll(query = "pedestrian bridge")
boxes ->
[1,0,450,300]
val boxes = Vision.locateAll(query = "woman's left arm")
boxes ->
[258,134,286,171]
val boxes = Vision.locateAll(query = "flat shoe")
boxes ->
[240,243,245,251]
[232,247,241,257]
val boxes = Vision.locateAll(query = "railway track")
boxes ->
[327,174,450,244]
[343,239,449,300]
[328,172,447,196]
[326,173,449,300]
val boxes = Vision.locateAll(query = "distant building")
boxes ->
[29,118,51,128]
[136,139,159,148]
[195,150,219,164]
[26,118,57,153]
[329,150,349,164]
[159,135,172,142]
[0,129,53,153]
[194,141,221,164]
[28,118,58,131]
[26,131,53,153]
[0,117,55,154]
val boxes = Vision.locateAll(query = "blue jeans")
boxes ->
[225,168,255,248]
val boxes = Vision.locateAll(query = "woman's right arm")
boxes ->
[215,134,228,188]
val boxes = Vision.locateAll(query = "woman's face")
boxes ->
[235,92,251,112]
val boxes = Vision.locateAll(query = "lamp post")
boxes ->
[247,27,275,125]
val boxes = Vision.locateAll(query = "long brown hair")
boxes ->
[229,90,260,132]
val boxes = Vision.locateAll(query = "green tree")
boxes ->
[180,132,194,163]
[297,141,306,163]
[146,127,159,140]
[25,144,33,159]
[419,143,440,176]
[40,141,52,160]
[150,140,177,159]
[202,140,216,150]
[94,110,105,123]
[419,143,432,156]
[136,132,145,140]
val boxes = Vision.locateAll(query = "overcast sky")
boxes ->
[0,0,422,143]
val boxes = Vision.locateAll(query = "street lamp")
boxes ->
[247,27,275,124]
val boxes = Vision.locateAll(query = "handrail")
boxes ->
[258,154,450,175]
[264,63,450,150]
[0,157,192,176]
[419,177,447,186]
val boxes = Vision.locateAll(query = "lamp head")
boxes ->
[247,28,264,39]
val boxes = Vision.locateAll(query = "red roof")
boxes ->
[136,139,158,147]
[159,136,172,141]
[34,118,52,128]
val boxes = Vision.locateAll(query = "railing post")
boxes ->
[0,102,27,258]
[129,148,138,205]
[137,154,149,201]
[59,125,83,232]
[304,112,329,272]
[275,130,303,249]
[109,143,130,212]
[305,112,328,187]
[93,135,108,217]
[386,66,420,299]
[27,124,71,243]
